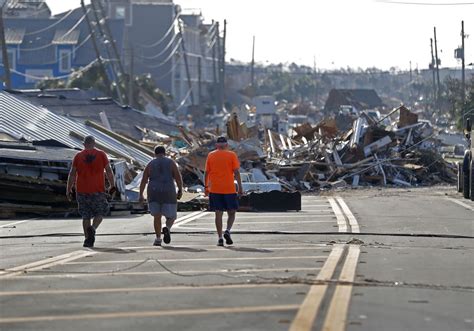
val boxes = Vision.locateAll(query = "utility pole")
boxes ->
[220,19,227,110]
[197,56,202,106]
[178,20,195,106]
[250,35,255,88]
[215,22,221,112]
[461,20,466,104]
[434,27,441,104]
[80,0,113,98]
[90,0,125,104]
[212,26,217,108]
[0,5,12,89]
[409,61,412,81]
[430,38,437,109]
[128,47,134,108]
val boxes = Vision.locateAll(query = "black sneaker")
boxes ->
[224,230,233,245]
[83,237,93,248]
[217,238,224,246]
[86,226,96,247]
[162,227,171,244]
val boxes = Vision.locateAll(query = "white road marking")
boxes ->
[0,305,300,324]
[336,197,360,233]
[65,255,328,265]
[447,198,474,212]
[0,220,29,228]
[0,267,322,279]
[328,198,348,232]
[174,211,210,228]
[0,250,97,278]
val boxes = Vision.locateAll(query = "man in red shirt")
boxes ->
[205,136,243,246]
[67,136,116,247]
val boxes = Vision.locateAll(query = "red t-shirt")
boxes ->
[205,150,240,194]
[72,148,109,194]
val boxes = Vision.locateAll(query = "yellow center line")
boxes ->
[289,244,345,331]
[321,245,361,331]
[336,197,360,233]
[0,283,306,297]
[328,198,348,232]
[0,305,301,324]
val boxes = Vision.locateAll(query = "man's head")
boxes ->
[83,135,96,149]
[154,145,166,156]
[216,136,228,150]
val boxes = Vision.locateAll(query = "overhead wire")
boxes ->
[142,38,182,69]
[137,33,182,61]
[24,9,75,36]
[136,14,179,49]
[21,9,90,52]
[35,34,92,66]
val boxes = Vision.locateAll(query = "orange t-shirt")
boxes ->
[205,150,240,194]
[72,148,109,194]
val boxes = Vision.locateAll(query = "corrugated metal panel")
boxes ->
[0,91,152,167]
[52,29,80,45]
[5,28,25,45]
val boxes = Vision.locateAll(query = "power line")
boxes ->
[136,14,179,49]
[24,9,75,36]
[137,33,181,61]
[141,39,182,69]
[36,34,92,65]
[21,9,90,52]
[375,0,474,5]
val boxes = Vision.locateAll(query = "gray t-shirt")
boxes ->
[147,156,177,204]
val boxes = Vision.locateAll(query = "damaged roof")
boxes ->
[7,88,180,140]
[0,91,152,166]
[324,89,385,112]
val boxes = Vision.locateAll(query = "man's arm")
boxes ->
[66,166,77,200]
[234,169,243,196]
[139,165,150,202]
[105,164,115,189]
[171,161,184,200]
[204,157,210,196]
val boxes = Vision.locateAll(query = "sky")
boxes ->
[47,0,473,71]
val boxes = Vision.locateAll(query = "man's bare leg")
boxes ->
[226,210,236,232]
[153,214,162,238]
[165,217,175,230]
[215,211,224,238]
[82,218,91,238]
[92,216,103,230]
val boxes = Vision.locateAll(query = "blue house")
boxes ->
[1,3,124,90]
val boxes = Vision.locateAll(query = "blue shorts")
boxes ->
[209,193,239,211]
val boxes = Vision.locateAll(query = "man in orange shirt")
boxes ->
[67,136,116,247]
[205,136,243,246]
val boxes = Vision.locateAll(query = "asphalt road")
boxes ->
[0,186,472,331]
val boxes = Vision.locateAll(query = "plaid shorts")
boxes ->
[77,192,110,219]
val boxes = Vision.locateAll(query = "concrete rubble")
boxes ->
[0,88,457,217]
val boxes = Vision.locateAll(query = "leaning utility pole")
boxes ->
[178,20,195,106]
[430,38,437,108]
[434,27,441,103]
[197,56,202,106]
[0,5,12,89]
[128,47,134,108]
[461,20,466,104]
[250,35,255,88]
[215,22,221,111]
[80,0,113,97]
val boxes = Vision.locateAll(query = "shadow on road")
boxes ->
[91,247,137,254]
[225,247,273,253]
[161,246,207,252]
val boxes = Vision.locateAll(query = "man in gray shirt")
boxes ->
[139,146,183,246]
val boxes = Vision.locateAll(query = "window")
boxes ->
[115,6,126,19]
[25,69,53,84]
[0,49,17,70]
[59,49,72,73]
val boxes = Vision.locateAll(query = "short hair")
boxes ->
[216,136,227,143]
[83,135,95,145]
[154,145,166,155]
